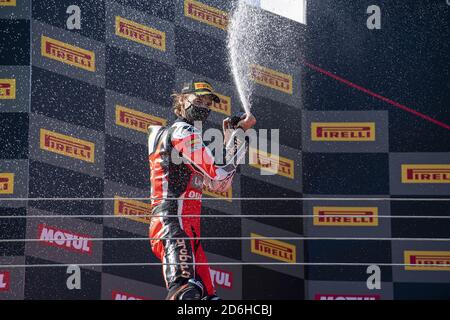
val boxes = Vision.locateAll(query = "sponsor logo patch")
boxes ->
[0,79,16,99]
[249,147,294,179]
[115,16,166,52]
[116,105,167,133]
[249,64,293,95]
[313,206,378,226]
[251,233,296,263]
[184,0,228,30]
[203,185,232,202]
[41,36,96,72]
[0,173,14,195]
[211,93,231,116]
[401,164,450,184]
[0,271,10,292]
[114,196,151,224]
[112,290,150,300]
[311,122,376,141]
[315,294,380,300]
[40,128,95,163]
[210,268,233,289]
[38,224,93,255]
[404,251,450,271]
[0,0,16,6]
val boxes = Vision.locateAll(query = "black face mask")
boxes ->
[184,103,211,124]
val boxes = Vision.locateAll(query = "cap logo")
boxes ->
[194,82,213,92]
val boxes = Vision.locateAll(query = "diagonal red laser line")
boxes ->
[305,62,450,131]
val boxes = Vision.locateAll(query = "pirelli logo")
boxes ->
[249,64,293,95]
[116,105,167,133]
[311,122,376,142]
[194,82,213,91]
[184,0,228,30]
[0,173,14,195]
[313,206,378,227]
[211,93,231,116]
[251,233,296,263]
[203,186,232,203]
[40,129,95,163]
[249,147,294,179]
[114,196,152,224]
[41,36,96,72]
[0,79,16,99]
[0,0,16,6]
[115,16,166,52]
[404,251,450,271]
[401,164,450,184]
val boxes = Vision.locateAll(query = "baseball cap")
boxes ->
[180,80,220,103]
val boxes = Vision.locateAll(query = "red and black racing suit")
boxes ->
[147,118,246,298]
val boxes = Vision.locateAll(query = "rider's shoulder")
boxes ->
[171,120,199,137]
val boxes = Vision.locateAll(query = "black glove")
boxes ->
[227,112,246,129]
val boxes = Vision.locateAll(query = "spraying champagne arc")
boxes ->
[227,1,256,116]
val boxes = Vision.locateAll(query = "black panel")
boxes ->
[113,0,175,22]
[28,160,104,223]
[394,282,450,300]
[32,0,105,42]
[250,95,302,150]
[0,113,29,159]
[102,226,165,287]
[106,46,175,107]
[175,26,231,84]
[201,207,241,260]
[241,176,303,234]
[389,108,450,152]
[303,153,389,195]
[0,19,30,65]
[305,240,392,281]
[242,266,304,300]
[391,199,450,238]
[0,207,26,257]
[24,256,101,300]
[104,135,149,190]
[31,67,105,132]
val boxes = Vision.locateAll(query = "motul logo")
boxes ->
[0,271,10,292]
[38,224,93,255]
[401,165,450,184]
[112,290,149,300]
[210,268,233,289]
[315,294,380,300]
[184,0,229,30]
